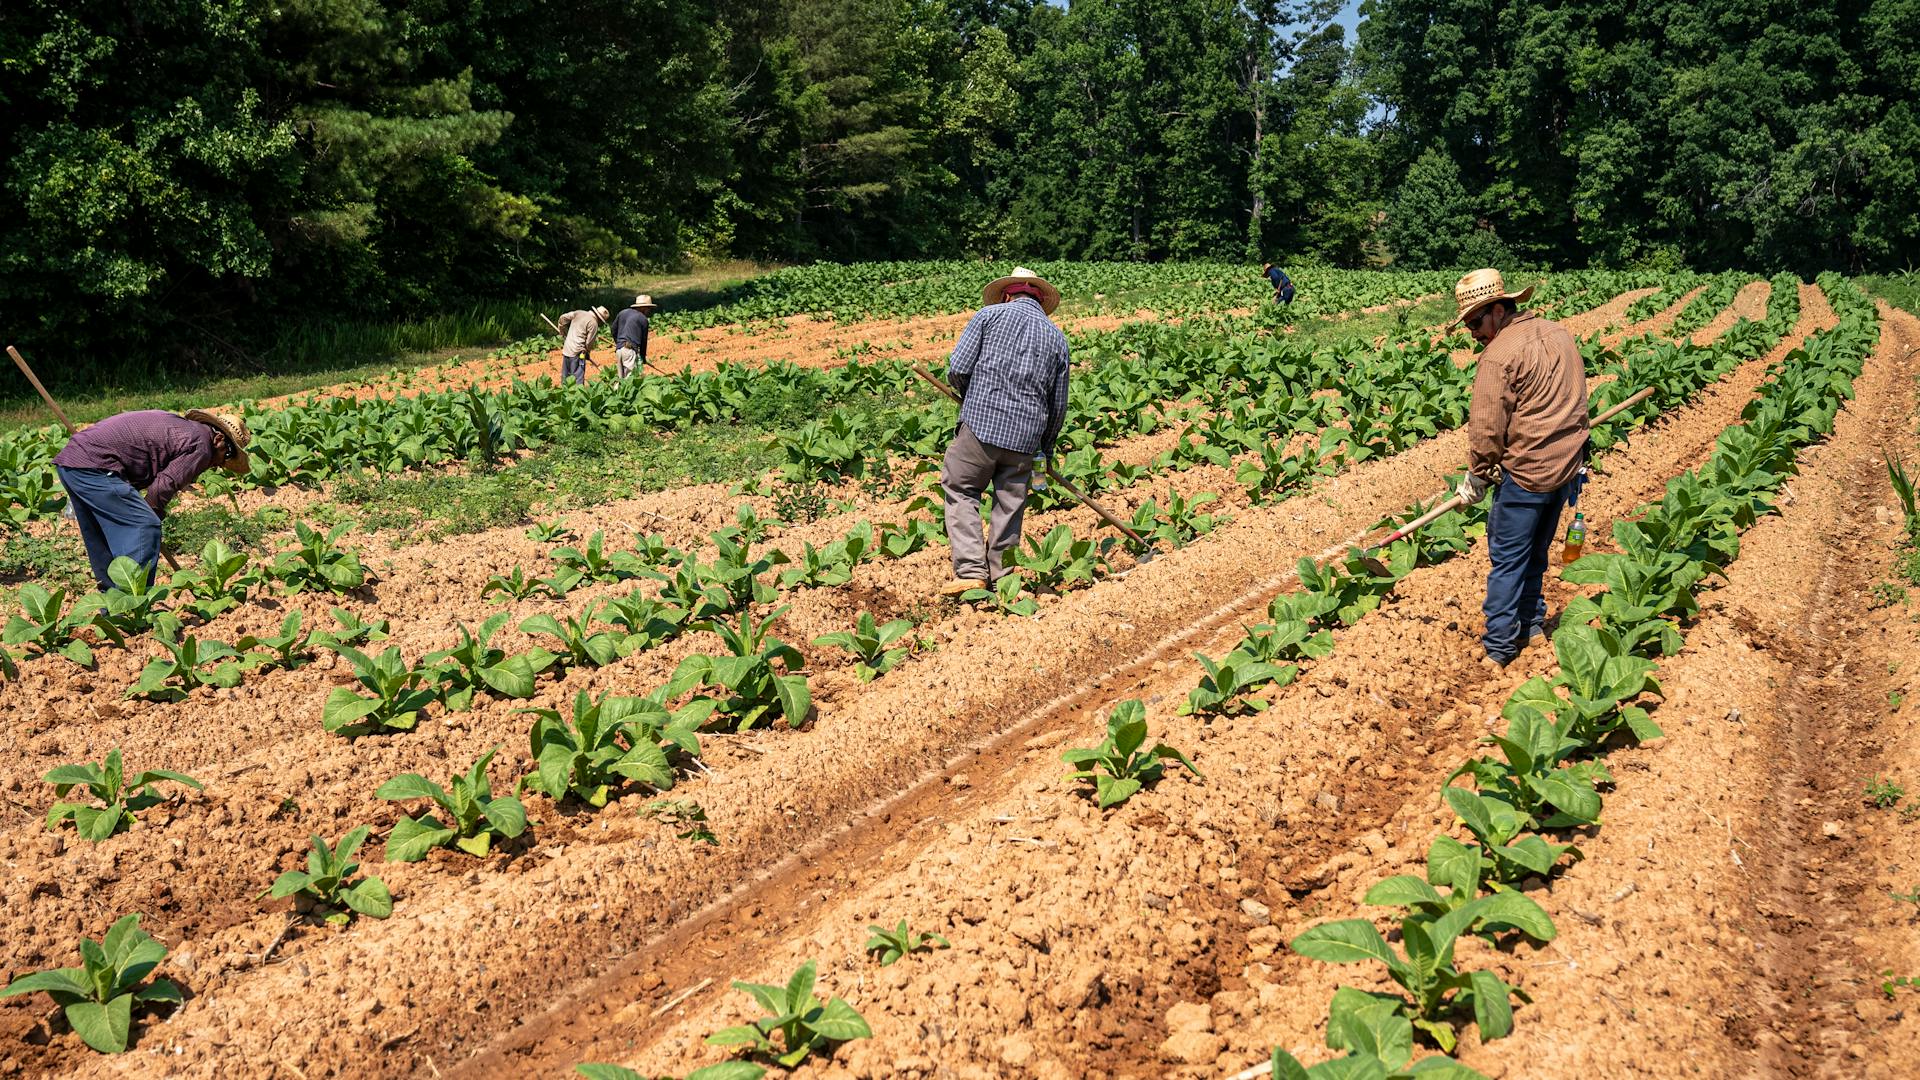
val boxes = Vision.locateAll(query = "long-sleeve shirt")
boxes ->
[947,295,1071,457]
[52,410,220,517]
[610,308,649,354]
[557,310,601,359]
[1468,311,1589,492]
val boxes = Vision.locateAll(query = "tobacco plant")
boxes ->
[554,530,649,582]
[260,826,393,924]
[865,920,950,966]
[127,617,242,700]
[669,606,812,731]
[521,601,624,669]
[813,613,914,682]
[270,521,367,593]
[1010,524,1109,592]
[0,914,183,1053]
[483,566,545,603]
[1266,998,1491,1079]
[520,690,709,807]
[231,610,316,673]
[320,644,439,736]
[643,799,718,845]
[426,612,557,709]
[1502,625,1664,744]
[525,519,573,543]
[5,583,94,665]
[597,592,687,655]
[169,538,258,619]
[310,606,390,649]
[43,750,202,841]
[377,747,529,860]
[76,557,172,642]
[707,960,872,1068]
[960,574,1038,616]
[1182,650,1297,718]
[1061,699,1203,808]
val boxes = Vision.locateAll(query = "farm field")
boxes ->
[2,264,1918,1080]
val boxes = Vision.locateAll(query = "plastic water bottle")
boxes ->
[1032,456,1048,491]
[1560,511,1586,565]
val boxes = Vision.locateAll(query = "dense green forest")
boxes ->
[1,0,1915,367]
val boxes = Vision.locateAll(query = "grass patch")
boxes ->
[0,528,92,599]
[319,420,798,545]
[1861,270,1920,317]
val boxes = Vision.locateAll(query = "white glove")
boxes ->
[1455,472,1491,505]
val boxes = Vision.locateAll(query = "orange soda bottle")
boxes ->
[1560,511,1586,564]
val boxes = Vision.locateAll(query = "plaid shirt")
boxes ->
[53,410,220,517]
[948,296,1070,456]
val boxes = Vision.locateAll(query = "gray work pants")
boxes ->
[561,354,588,385]
[617,347,641,379]
[942,422,1033,582]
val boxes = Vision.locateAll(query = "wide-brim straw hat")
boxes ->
[592,305,611,322]
[185,409,252,474]
[631,294,658,311]
[983,266,1060,314]
[1450,268,1534,327]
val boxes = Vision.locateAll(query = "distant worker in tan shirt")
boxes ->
[1450,269,1589,666]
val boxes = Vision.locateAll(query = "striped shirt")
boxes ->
[947,296,1071,456]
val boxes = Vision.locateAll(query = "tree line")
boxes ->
[2,0,1914,368]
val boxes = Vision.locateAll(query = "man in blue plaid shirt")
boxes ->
[940,266,1071,595]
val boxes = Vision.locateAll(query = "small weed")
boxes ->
[1892,690,1907,710]
[1871,581,1908,608]
[1864,776,1907,809]
[643,799,718,845]
[1891,885,1920,914]
[1883,970,1920,999]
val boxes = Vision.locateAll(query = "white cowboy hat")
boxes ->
[631,294,658,311]
[1450,268,1534,328]
[592,305,611,322]
[184,409,253,475]
[983,266,1060,314]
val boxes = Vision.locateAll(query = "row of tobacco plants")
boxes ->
[1240,276,1872,1077]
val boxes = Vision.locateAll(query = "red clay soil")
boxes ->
[475,288,1843,1080]
[0,285,1827,1079]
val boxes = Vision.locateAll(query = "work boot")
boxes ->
[940,578,987,597]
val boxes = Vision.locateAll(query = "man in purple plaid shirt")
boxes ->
[940,266,1071,595]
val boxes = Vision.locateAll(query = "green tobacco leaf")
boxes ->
[809,996,872,1041]
[321,688,382,732]
[1094,775,1142,808]
[1362,875,1442,910]
[1,967,92,1001]
[1290,920,1398,969]
[375,774,447,803]
[481,795,528,839]
[1465,969,1516,1041]
[685,1063,768,1080]
[66,993,133,1053]
[386,816,456,862]
[73,804,125,842]
[573,1065,645,1080]
[339,876,393,919]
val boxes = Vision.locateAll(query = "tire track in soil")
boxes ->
[469,293,1834,1078]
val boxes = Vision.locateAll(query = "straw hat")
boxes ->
[592,305,611,322]
[631,294,658,311]
[1450,268,1534,327]
[185,409,253,474]
[983,266,1060,314]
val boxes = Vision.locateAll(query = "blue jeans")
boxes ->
[561,354,587,385]
[1482,474,1568,662]
[57,466,162,591]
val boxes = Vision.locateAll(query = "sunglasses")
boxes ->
[1464,308,1496,331]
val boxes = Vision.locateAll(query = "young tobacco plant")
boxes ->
[576,1063,766,1080]
[554,530,648,583]
[960,574,1038,616]
[230,610,316,673]
[482,566,545,603]
[1267,996,1491,1079]
[520,690,709,807]
[260,826,393,924]
[426,612,557,709]
[865,920,950,966]
[127,616,242,700]
[521,601,625,669]
[643,799,718,845]
[707,960,872,1068]
[43,750,202,841]
[270,521,367,593]
[3,582,93,666]
[377,747,529,860]
[73,556,173,644]
[0,913,183,1054]
[1181,651,1297,719]
[1011,523,1109,592]
[525,518,573,543]
[1503,625,1664,744]
[598,592,688,655]
[168,538,258,619]
[1061,699,1203,809]
[320,644,439,736]
[310,606,390,649]
[812,613,914,682]
[669,606,812,731]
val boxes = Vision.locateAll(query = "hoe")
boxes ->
[1347,385,1658,576]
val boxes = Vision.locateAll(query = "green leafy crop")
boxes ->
[270,521,367,593]
[812,612,914,682]
[43,750,202,841]
[320,644,439,736]
[260,826,393,925]
[707,960,872,1068]
[864,920,950,966]
[1061,699,1203,808]
[668,606,812,731]
[520,690,709,807]
[0,913,183,1053]
[378,747,529,860]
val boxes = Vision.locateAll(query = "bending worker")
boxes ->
[940,266,1070,596]
[53,409,253,590]
[1262,262,1296,305]
[556,304,610,385]
[1451,268,1588,667]
[612,294,657,379]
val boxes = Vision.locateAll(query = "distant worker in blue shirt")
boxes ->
[940,267,1070,596]
[1263,262,1296,305]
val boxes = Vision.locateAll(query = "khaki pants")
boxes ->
[617,347,641,378]
[942,422,1033,582]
